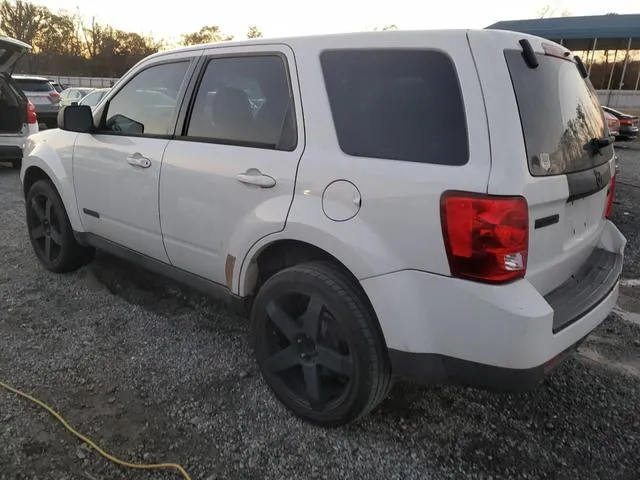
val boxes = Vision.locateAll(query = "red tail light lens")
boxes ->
[441,192,529,284]
[620,119,632,126]
[605,174,616,219]
[26,101,37,124]
[48,91,60,103]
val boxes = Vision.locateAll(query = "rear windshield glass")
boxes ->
[13,79,54,92]
[320,49,468,166]
[505,50,612,176]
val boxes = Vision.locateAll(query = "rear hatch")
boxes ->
[0,36,30,73]
[13,77,59,108]
[469,31,616,295]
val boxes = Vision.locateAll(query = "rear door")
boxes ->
[469,31,616,294]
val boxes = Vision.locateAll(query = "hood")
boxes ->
[0,36,31,73]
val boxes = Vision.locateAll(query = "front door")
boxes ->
[159,45,304,287]
[74,56,196,262]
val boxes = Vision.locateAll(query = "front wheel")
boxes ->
[251,262,391,426]
[25,179,94,273]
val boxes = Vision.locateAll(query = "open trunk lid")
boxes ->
[468,30,616,295]
[0,36,30,73]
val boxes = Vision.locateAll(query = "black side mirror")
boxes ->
[58,105,93,133]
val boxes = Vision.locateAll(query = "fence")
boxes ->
[47,75,119,88]
[597,90,640,114]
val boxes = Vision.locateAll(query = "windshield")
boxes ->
[505,50,612,176]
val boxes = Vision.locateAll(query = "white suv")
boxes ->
[20,30,626,426]
[0,36,38,169]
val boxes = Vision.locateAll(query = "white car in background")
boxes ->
[78,88,110,108]
[59,87,95,107]
[0,36,38,169]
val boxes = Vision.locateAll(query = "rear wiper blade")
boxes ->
[585,136,613,155]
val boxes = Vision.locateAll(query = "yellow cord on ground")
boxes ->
[0,380,192,480]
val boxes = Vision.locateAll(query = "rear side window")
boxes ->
[13,79,54,92]
[185,55,296,151]
[504,50,612,176]
[320,49,468,165]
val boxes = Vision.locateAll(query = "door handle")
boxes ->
[236,169,276,188]
[126,153,151,168]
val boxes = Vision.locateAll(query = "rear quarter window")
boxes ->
[320,49,469,166]
[13,79,54,92]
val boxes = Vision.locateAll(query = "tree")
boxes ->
[247,26,263,39]
[34,10,83,57]
[373,24,399,31]
[0,0,47,45]
[181,25,233,46]
[114,31,163,57]
[536,4,571,18]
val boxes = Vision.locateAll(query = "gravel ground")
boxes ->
[1,148,640,480]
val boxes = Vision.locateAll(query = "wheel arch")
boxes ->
[21,144,84,233]
[239,237,363,297]
[242,237,391,354]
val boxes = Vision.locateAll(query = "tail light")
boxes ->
[441,192,529,284]
[48,91,61,103]
[605,174,616,219]
[619,118,632,126]
[26,101,37,124]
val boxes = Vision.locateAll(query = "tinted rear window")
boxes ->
[505,50,612,176]
[320,49,468,165]
[13,79,54,92]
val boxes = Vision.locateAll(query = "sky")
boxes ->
[34,0,639,44]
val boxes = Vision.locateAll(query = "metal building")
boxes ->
[487,14,640,93]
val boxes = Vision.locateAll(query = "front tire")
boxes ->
[251,262,391,426]
[25,179,94,273]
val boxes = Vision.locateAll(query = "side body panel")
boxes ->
[237,31,492,295]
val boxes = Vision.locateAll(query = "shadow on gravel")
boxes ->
[87,251,234,319]
[370,348,640,479]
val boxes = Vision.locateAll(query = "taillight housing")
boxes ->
[441,192,529,284]
[26,101,37,124]
[605,174,616,219]
[48,91,61,103]
[619,118,632,126]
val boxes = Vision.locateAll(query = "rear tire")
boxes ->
[251,261,391,426]
[25,179,94,273]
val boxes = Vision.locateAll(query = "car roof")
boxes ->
[12,74,51,81]
[146,29,475,61]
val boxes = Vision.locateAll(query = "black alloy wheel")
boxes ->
[251,262,391,426]
[26,179,94,272]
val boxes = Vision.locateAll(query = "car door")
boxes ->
[159,44,304,287]
[74,53,198,262]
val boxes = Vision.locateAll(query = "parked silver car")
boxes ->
[11,74,60,129]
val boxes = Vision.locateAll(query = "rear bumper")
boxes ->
[389,336,586,391]
[35,109,59,127]
[619,125,638,138]
[0,145,23,162]
[362,220,625,389]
